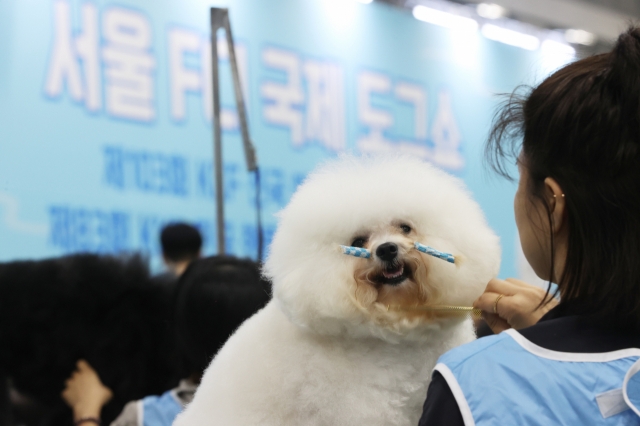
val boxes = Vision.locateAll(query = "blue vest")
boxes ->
[436,329,640,425]
[140,389,184,426]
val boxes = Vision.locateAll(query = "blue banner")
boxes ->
[0,0,571,276]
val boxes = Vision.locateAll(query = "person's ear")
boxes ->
[544,177,565,234]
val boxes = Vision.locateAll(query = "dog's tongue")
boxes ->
[382,265,404,279]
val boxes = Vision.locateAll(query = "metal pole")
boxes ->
[222,13,257,171]
[221,10,262,260]
[210,8,262,259]
[211,8,225,254]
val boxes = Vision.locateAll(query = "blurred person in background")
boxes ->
[159,223,203,280]
[153,223,204,328]
[61,256,270,426]
[0,254,180,426]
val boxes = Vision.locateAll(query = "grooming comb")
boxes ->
[389,305,482,319]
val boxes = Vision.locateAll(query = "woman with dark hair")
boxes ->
[419,27,640,425]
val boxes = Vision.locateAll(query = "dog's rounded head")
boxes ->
[264,155,500,341]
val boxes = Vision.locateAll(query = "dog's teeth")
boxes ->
[382,266,404,279]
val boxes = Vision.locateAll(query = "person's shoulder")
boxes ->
[438,331,513,369]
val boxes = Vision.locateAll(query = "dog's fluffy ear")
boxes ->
[264,154,501,335]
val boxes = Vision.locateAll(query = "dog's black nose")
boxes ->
[376,243,398,261]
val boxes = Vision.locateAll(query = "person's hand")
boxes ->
[473,278,559,334]
[61,360,113,421]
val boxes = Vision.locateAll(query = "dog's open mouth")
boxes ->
[374,261,412,286]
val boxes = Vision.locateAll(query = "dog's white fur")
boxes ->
[174,155,500,426]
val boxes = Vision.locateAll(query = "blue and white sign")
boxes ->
[0,0,572,275]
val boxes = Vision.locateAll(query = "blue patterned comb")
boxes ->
[414,242,455,264]
[339,245,372,259]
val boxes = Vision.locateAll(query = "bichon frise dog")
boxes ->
[175,155,500,426]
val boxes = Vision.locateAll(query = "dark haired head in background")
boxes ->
[56,255,271,425]
[175,256,271,381]
[160,223,203,277]
[486,27,640,329]
[0,254,180,425]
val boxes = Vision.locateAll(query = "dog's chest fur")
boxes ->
[176,301,474,426]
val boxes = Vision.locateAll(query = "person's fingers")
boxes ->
[476,291,533,327]
[476,291,522,324]
[482,313,511,334]
[77,359,89,371]
[475,277,557,332]
[61,387,71,403]
[473,291,504,313]
[482,279,550,311]
[104,387,113,401]
[504,278,534,286]
[504,278,550,296]
[484,278,528,296]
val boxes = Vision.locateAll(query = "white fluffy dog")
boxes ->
[175,155,500,426]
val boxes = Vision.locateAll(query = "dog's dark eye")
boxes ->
[351,237,366,248]
[400,224,412,234]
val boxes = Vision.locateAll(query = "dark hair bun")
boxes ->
[609,27,640,93]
